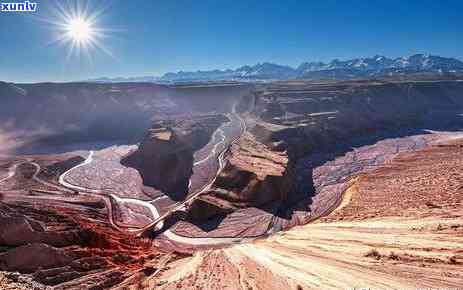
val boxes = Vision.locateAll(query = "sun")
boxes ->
[38,0,116,60]
[66,17,93,43]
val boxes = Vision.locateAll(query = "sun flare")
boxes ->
[66,17,93,43]
[40,0,115,60]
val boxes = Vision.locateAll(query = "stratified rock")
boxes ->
[215,132,291,205]
[0,81,252,153]
[0,215,81,248]
[0,243,73,273]
[0,271,50,290]
[0,216,43,246]
[252,80,463,159]
[188,132,292,220]
[122,114,229,199]
[187,80,463,229]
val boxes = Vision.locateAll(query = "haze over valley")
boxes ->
[1,1,463,289]
[2,76,463,289]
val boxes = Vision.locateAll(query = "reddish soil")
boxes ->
[168,132,447,239]
[149,137,463,289]
[0,153,186,289]
[0,196,184,289]
[323,138,463,222]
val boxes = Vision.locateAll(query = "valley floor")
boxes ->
[1,132,462,289]
[146,136,463,289]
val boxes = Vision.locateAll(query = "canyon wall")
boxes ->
[190,80,463,223]
[0,82,252,153]
[122,114,229,200]
[253,81,463,157]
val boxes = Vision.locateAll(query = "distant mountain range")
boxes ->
[89,54,463,83]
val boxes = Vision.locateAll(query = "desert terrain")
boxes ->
[152,136,463,290]
[1,80,463,289]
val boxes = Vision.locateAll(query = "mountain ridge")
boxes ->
[88,54,463,83]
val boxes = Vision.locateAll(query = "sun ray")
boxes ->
[37,0,117,61]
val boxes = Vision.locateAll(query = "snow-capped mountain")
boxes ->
[297,54,463,76]
[160,62,297,81]
[90,54,463,83]
[237,63,297,79]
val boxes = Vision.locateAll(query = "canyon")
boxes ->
[1,79,463,289]
[121,114,229,199]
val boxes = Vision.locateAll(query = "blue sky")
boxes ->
[1,0,462,82]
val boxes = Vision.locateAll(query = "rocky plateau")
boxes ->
[1,79,463,289]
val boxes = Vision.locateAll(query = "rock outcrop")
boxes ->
[0,215,80,247]
[0,271,49,290]
[0,243,73,273]
[188,80,463,226]
[214,133,291,205]
[188,132,292,220]
[122,114,229,199]
[252,80,463,158]
[0,198,178,289]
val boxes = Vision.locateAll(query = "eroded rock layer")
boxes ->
[149,138,463,290]
[122,114,229,199]
[0,195,185,290]
[179,80,463,238]
[2,80,463,289]
[0,82,252,155]
[252,81,463,157]
[189,132,292,220]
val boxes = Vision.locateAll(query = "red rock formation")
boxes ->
[0,243,73,273]
[0,198,182,289]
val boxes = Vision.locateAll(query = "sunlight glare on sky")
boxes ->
[0,0,462,82]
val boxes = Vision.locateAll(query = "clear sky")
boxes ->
[1,0,462,82]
